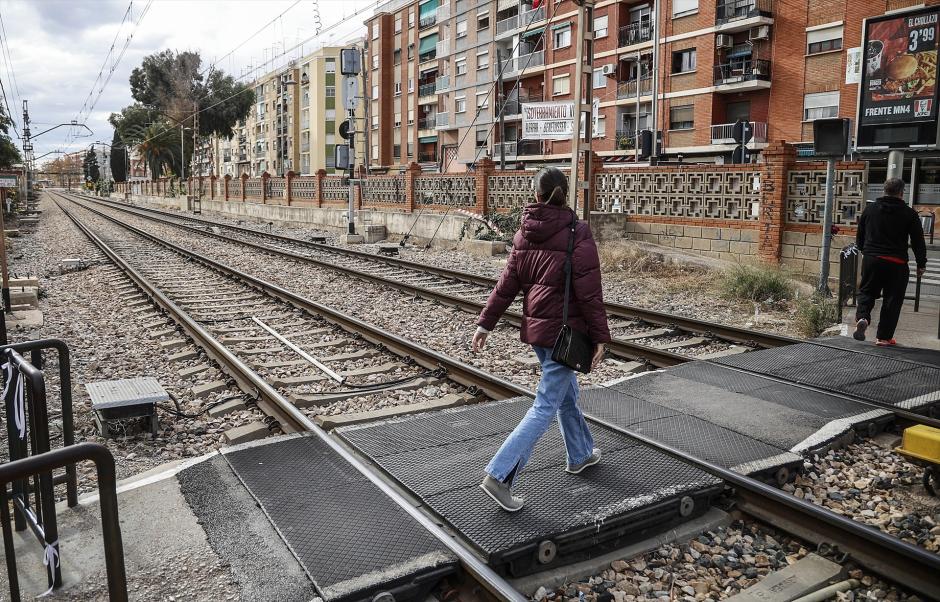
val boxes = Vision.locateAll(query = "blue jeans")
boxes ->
[485,346,595,486]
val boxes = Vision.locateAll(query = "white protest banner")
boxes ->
[521,100,601,140]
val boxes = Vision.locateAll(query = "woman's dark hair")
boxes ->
[534,167,568,206]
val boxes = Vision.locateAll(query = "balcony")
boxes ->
[716,0,773,26]
[436,3,450,21]
[254,149,266,158]
[496,14,519,37]
[618,22,653,48]
[496,5,544,38]
[418,149,438,162]
[710,121,768,145]
[503,50,544,75]
[498,92,543,117]
[419,116,437,130]
[519,5,546,27]
[435,75,450,92]
[419,14,437,30]
[436,39,450,56]
[436,112,451,128]
[713,59,771,91]
[418,50,437,64]
[301,141,311,152]
[418,81,437,97]
[238,154,248,162]
[616,77,653,100]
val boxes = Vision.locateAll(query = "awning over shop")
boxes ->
[418,33,439,54]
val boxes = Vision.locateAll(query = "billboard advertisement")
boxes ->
[860,7,939,126]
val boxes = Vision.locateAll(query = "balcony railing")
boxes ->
[238,154,248,162]
[435,75,450,92]
[418,81,437,97]
[519,5,546,27]
[716,0,773,24]
[618,22,653,47]
[496,141,517,157]
[498,92,543,116]
[418,149,438,162]
[301,141,311,152]
[419,14,437,29]
[419,50,437,63]
[503,50,544,74]
[254,149,266,158]
[710,121,768,144]
[419,116,437,130]
[436,3,450,21]
[436,112,450,128]
[437,39,450,56]
[616,77,653,99]
[714,59,771,85]
[496,14,519,35]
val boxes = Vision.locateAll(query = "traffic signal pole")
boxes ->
[568,0,595,221]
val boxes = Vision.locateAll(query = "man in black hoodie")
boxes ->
[853,178,927,345]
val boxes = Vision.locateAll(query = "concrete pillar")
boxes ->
[316,169,327,208]
[285,171,295,206]
[223,174,231,201]
[757,141,797,265]
[240,173,248,202]
[261,171,270,203]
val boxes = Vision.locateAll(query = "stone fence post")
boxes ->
[758,141,797,265]
[316,169,326,208]
[474,157,495,215]
[405,162,421,212]
[285,171,295,205]
[240,173,248,202]
[223,174,231,201]
[261,171,270,203]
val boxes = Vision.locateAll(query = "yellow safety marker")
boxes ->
[895,425,940,496]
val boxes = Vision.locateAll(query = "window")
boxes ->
[372,85,379,97]
[807,25,844,55]
[372,54,379,69]
[395,113,402,127]
[408,109,415,125]
[672,0,698,18]
[595,116,606,137]
[476,91,489,110]
[456,96,467,113]
[457,20,468,37]
[393,144,401,159]
[393,49,402,65]
[371,114,379,129]
[593,15,608,38]
[408,43,414,60]
[455,56,468,75]
[476,128,488,148]
[325,60,336,74]
[477,9,490,31]
[407,142,414,156]
[672,48,696,73]
[477,51,489,70]
[394,81,402,95]
[326,86,336,97]
[372,23,380,40]
[326,109,336,120]
[592,68,606,89]
[395,17,402,32]
[552,74,570,96]
[669,105,694,129]
[409,9,415,26]
[408,78,415,92]
[372,144,379,160]
[803,91,840,120]
[554,25,571,49]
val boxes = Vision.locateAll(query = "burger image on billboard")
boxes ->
[860,7,940,125]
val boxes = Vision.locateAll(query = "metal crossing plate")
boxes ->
[339,398,722,575]
[85,376,169,409]
[222,435,457,602]
[816,336,940,368]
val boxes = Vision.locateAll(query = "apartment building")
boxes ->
[213,45,366,178]
[365,0,940,173]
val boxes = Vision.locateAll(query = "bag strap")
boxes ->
[561,212,577,326]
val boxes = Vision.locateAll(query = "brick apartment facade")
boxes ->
[364,0,940,188]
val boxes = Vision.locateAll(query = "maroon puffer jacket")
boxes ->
[477,202,611,348]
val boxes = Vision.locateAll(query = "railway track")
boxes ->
[53,192,940,600]
[63,192,797,368]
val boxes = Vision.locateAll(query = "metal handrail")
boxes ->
[716,0,772,24]
[714,59,771,84]
[618,22,653,47]
[0,443,127,602]
[616,77,652,99]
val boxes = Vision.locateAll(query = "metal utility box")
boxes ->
[85,377,167,438]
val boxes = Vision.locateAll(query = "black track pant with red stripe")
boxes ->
[855,255,909,341]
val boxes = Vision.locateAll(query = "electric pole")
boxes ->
[567,0,595,220]
[497,48,506,170]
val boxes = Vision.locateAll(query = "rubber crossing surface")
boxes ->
[221,435,458,602]
[338,398,723,575]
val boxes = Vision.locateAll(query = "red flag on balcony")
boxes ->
[532,0,543,9]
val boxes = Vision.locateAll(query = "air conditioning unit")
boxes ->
[716,34,733,49]
[749,25,770,41]
[601,64,616,76]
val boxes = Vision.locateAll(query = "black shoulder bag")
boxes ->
[551,213,595,374]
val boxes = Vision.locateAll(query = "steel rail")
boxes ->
[54,196,528,602]
[63,193,693,367]
[56,193,940,600]
[73,193,797,350]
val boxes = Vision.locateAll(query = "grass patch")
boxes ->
[795,294,840,338]
[598,243,700,276]
[721,264,794,305]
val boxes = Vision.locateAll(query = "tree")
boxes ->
[83,149,100,183]
[124,122,181,180]
[109,129,128,182]
[108,104,158,140]
[0,102,21,170]
[128,50,252,138]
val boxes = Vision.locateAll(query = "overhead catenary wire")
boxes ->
[0,6,22,136]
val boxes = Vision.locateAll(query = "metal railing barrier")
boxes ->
[0,443,127,601]
[921,212,935,245]
[837,244,859,323]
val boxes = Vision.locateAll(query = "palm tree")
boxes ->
[123,122,181,180]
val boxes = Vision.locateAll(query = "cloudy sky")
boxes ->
[0,0,375,162]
